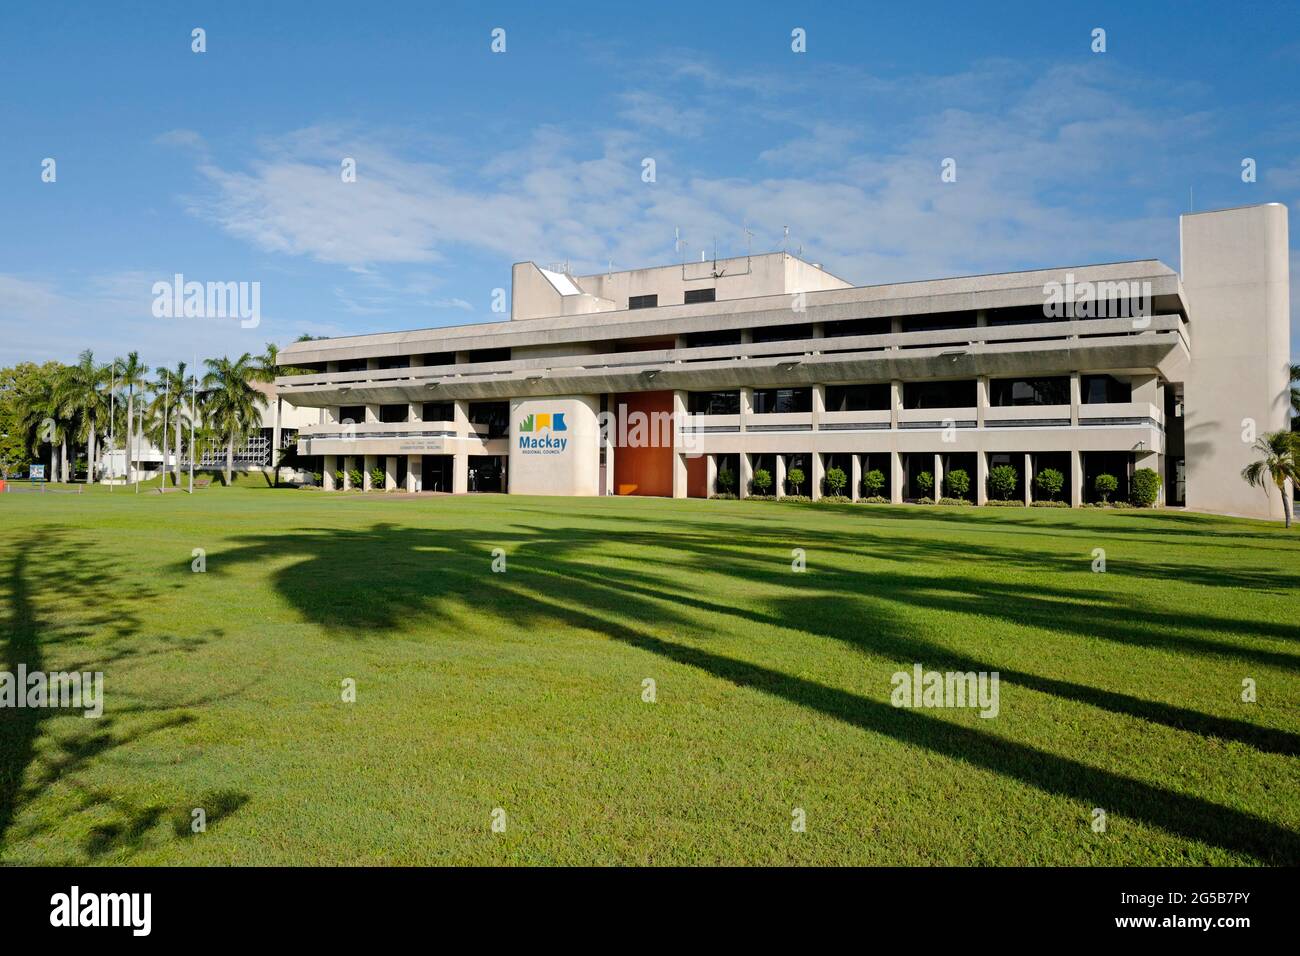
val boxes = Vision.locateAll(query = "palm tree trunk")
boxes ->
[174,413,182,487]
[126,389,134,483]
[88,423,96,484]
[272,397,282,487]
[60,435,69,483]
[226,439,234,486]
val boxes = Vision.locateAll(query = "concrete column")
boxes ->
[890,451,904,504]
[408,455,421,492]
[1069,373,1081,426]
[976,376,989,428]
[365,405,378,423]
[890,380,902,429]
[271,396,282,482]
[1024,453,1033,505]
[740,452,753,499]
[933,453,943,503]
[672,452,688,499]
[850,454,862,502]
[453,452,468,494]
[976,449,988,506]
[811,452,825,501]
[706,454,717,498]
[811,384,825,431]
[385,456,397,491]
[775,455,786,500]
[409,402,421,422]
[603,433,616,496]
[324,454,337,490]
[342,457,352,491]
[363,454,377,491]
[1070,449,1083,507]
[739,387,753,433]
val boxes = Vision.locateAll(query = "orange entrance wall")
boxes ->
[614,390,674,496]
[686,455,707,498]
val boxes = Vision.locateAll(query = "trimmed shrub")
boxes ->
[988,464,1018,501]
[939,497,973,506]
[1034,468,1064,501]
[819,494,851,504]
[824,466,847,497]
[1131,467,1160,507]
[1031,500,1069,508]
[369,466,386,489]
[915,470,934,498]
[311,471,322,486]
[751,468,772,496]
[862,468,886,498]
[780,494,811,504]
[944,468,971,500]
[985,499,1025,508]
[716,468,737,494]
[1094,472,1118,504]
[709,492,738,500]
[860,495,889,504]
[786,466,806,495]
[347,468,363,489]
[334,469,344,487]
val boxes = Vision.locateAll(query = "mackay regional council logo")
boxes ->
[518,411,568,454]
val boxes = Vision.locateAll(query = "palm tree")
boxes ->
[115,351,149,483]
[14,366,67,480]
[56,350,110,482]
[202,354,260,486]
[149,362,189,487]
[1241,430,1299,528]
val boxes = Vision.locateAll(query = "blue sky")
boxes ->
[1,0,1298,367]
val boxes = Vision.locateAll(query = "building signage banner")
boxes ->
[518,412,568,454]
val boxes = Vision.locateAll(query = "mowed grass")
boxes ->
[1,484,1298,865]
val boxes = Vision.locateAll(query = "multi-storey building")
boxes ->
[277,203,1291,519]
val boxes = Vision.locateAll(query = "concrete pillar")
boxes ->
[365,405,378,423]
[740,452,753,499]
[706,454,717,498]
[739,387,752,433]
[672,452,688,499]
[1070,449,1083,507]
[890,450,904,504]
[453,453,468,494]
[271,396,282,482]
[976,376,989,428]
[385,455,397,491]
[408,455,421,492]
[341,457,352,490]
[363,454,377,491]
[775,455,786,499]
[409,402,421,422]
[976,450,988,506]
[453,399,470,436]
[850,454,862,502]
[890,380,902,429]
[1024,453,1033,505]
[324,455,337,490]
[811,384,825,432]
[1069,372,1081,426]
[933,453,943,503]
[603,433,616,496]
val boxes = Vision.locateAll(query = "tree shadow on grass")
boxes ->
[0,530,243,862]
[213,520,1300,863]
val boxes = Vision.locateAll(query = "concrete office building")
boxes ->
[277,203,1291,519]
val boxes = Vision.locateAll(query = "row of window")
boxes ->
[630,289,716,310]
[687,376,1134,415]
[335,348,511,373]
[336,401,510,436]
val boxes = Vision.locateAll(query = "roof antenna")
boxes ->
[782,225,789,254]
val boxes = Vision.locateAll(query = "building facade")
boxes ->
[277,203,1292,519]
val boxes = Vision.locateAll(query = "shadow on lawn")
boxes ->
[0,530,244,862]
[213,516,1300,864]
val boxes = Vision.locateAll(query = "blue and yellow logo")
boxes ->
[518,411,568,453]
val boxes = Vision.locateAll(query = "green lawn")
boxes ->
[1,484,1298,865]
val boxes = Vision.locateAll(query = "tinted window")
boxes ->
[684,288,716,304]
[338,405,366,424]
[688,391,740,415]
[825,383,890,412]
[629,294,658,310]
[1082,375,1132,404]
[422,401,454,421]
[752,388,812,414]
[379,404,409,423]
[467,348,510,364]
[469,401,509,437]
[989,377,1069,407]
[902,380,977,409]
